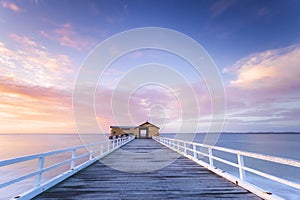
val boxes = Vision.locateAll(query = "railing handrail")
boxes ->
[2,136,132,167]
[155,136,300,168]
[153,136,300,200]
[0,135,135,200]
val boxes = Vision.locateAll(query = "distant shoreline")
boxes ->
[1,132,300,135]
[162,132,300,134]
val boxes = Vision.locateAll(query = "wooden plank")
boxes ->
[34,139,261,200]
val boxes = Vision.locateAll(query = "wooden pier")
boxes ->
[34,139,260,199]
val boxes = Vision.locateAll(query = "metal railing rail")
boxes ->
[153,136,300,200]
[0,136,135,200]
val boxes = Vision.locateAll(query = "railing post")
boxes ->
[208,147,214,167]
[100,144,103,155]
[70,149,76,170]
[89,146,93,160]
[184,142,187,154]
[237,154,245,181]
[35,156,45,187]
[193,144,197,159]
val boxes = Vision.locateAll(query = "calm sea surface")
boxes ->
[0,133,299,199]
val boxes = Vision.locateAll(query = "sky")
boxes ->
[0,0,299,134]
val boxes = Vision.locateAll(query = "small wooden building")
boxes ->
[110,121,159,139]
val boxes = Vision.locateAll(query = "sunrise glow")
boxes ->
[0,0,299,133]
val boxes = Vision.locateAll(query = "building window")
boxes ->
[113,131,116,135]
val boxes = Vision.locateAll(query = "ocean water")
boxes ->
[0,133,300,199]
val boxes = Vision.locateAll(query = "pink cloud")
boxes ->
[40,22,95,50]
[94,85,182,133]
[0,35,78,133]
[2,34,74,88]
[1,1,20,12]
[0,78,76,133]
[225,45,300,92]
[0,77,70,103]
[93,80,212,133]
[2,31,298,133]
[9,33,39,48]
[222,45,300,131]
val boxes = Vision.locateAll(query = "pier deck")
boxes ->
[34,139,260,199]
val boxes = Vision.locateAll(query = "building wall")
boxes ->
[122,128,135,135]
[135,126,159,138]
[134,129,139,138]
[148,126,159,137]
[110,127,123,136]
[110,127,135,136]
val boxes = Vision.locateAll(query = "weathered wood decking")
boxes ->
[34,139,260,199]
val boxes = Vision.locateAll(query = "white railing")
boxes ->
[0,136,134,200]
[153,136,300,200]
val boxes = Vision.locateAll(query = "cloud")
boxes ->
[210,0,236,19]
[40,22,95,50]
[104,4,128,25]
[0,77,75,133]
[93,79,213,133]
[10,33,39,48]
[0,34,74,88]
[1,1,21,12]
[2,31,299,133]
[223,45,300,131]
[0,35,79,133]
[225,45,300,92]
[94,86,172,131]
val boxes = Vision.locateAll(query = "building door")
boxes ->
[140,129,147,138]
